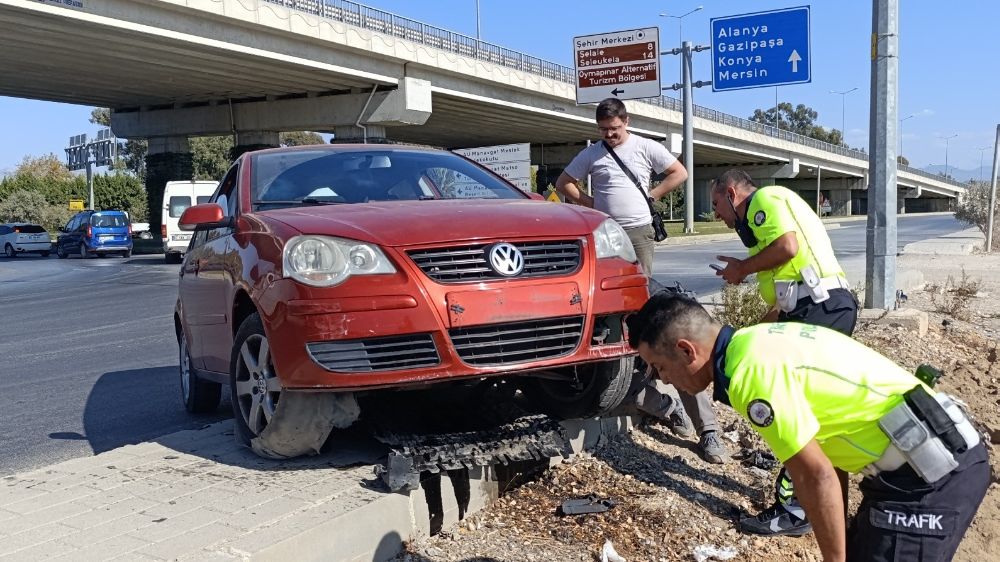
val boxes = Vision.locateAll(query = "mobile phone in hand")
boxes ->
[710,263,724,272]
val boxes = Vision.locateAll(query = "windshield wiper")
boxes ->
[252,198,344,207]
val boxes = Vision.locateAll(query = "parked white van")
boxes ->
[162,180,217,263]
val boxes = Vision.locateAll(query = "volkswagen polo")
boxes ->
[174,145,648,458]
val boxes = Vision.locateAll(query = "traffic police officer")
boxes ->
[627,293,989,562]
[711,168,857,334]
[711,168,859,534]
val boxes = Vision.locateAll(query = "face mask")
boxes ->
[727,194,759,248]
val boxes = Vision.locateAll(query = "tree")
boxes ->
[95,173,148,222]
[750,102,844,146]
[14,154,74,183]
[280,131,324,146]
[191,136,234,181]
[897,155,909,166]
[955,180,999,237]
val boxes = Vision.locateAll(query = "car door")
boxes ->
[179,165,239,374]
[59,214,80,252]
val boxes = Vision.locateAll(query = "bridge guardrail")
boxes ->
[266,0,966,190]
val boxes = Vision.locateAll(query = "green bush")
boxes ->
[713,282,769,328]
[955,180,1000,238]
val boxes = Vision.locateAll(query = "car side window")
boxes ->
[205,165,239,242]
[0,226,8,235]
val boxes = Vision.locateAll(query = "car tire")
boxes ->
[56,245,67,259]
[4,244,15,258]
[123,249,132,258]
[523,356,636,420]
[230,313,282,448]
[179,328,222,413]
[78,243,89,259]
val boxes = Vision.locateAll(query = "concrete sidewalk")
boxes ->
[0,416,633,562]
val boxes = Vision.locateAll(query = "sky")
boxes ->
[2,0,997,180]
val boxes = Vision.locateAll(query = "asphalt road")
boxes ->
[651,214,970,297]
[0,214,970,476]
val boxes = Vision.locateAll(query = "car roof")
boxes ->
[245,143,444,158]
[3,222,44,226]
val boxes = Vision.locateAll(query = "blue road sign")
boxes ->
[710,6,811,92]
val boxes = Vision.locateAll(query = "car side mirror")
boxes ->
[178,203,233,231]
[528,192,545,201]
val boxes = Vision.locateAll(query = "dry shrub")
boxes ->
[714,282,769,329]
[927,269,980,320]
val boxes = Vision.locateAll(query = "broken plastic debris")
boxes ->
[559,493,616,515]
[601,540,626,562]
[692,544,738,562]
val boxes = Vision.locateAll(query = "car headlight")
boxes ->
[593,219,637,263]
[283,235,396,287]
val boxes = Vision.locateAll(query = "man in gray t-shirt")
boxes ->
[556,98,728,464]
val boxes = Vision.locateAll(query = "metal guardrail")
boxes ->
[265,0,967,191]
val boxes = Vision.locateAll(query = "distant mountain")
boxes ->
[919,165,981,183]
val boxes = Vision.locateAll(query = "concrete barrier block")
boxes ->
[861,308,928,337]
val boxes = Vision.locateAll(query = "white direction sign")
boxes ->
[454,143,532,192]
[573,27,660,104]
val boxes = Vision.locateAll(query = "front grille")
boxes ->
[449,316,585,367]
[407,240,581,283]
[307,334,439,373]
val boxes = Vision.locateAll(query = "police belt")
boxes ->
[797,275,850,292]
[862,387,980,483]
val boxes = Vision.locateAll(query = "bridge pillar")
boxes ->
[830,186,853,216]
[145,137,193,240]
[233,131,280,158]
[532,143,587,192]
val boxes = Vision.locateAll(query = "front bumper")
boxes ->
[259,252,648,391]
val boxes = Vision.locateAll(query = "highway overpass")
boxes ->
[0,0,966,219]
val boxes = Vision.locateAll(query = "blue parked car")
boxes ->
[55,210,133,258]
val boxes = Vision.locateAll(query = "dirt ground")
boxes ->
[392,250,1000,562]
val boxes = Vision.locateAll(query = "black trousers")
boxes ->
[846,444,990,562]
[778,287,859,337]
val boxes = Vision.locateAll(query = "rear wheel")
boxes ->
[4,244,15,258]
[123,249,132,258]
[56,245,67,259]
[78,243,89,259]
[523,356,636,420]
[179,326,222,413]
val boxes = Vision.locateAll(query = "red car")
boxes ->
[175,145,648,458]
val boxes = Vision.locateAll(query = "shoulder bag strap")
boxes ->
[602,140,656,215]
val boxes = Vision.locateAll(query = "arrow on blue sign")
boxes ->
[710,6,811,92]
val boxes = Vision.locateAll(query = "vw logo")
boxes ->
[488,243,524,276]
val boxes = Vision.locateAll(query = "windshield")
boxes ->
[250,149,524,211]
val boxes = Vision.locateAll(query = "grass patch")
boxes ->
[663,221,733,237]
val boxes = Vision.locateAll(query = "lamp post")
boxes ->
[475,0,481,40]
[899,114,915,159]
[979,145,993,182]
[939,134,958,178]
[829,87,858,145]
[660,7,703,87]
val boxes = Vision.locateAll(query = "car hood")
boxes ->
[260,199,607,246]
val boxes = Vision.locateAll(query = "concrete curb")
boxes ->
[0,416,637,561]
[659,223,842,247]
[901,227,984,256]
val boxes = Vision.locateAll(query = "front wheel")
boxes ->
[231,313,283,447]
[56,245,67,259]
[522,356,637,420]
[4,244,15,258]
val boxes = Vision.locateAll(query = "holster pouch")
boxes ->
[878,393,958,483]
[799,264,830,304]
[878,386,981,483]
[775,280,798,312]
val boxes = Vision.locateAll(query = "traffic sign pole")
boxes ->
[682,41,695,233]
[865,0,899,309]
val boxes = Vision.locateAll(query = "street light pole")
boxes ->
[659,7,703,89]
[899,114,915,159]
[830,87,858,145]
[979,145,993,182]
[475,0,481,40]
[939,134,958,178]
